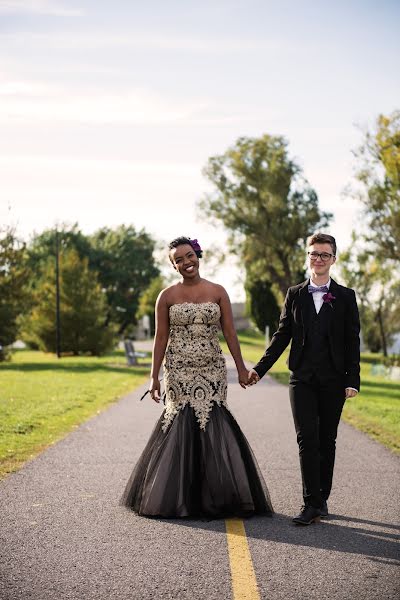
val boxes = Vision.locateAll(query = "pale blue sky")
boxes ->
[1,0,399,298]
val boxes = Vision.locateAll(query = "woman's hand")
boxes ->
[149,378,161,403]
[238,367,250,389]
[248,369,260,386]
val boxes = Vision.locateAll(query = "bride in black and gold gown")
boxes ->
[121,236,273,518]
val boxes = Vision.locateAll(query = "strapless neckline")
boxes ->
[169,301,219,309]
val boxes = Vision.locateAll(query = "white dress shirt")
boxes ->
[309,278,331,314]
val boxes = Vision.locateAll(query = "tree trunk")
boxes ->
[119,320,129,336]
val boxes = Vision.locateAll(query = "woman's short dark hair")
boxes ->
[168,236,203,260]
[307,232,337,256]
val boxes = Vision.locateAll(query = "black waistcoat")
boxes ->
[293,301,338,382]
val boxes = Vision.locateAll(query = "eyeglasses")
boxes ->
[308,251,335,262]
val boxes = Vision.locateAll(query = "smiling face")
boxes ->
[308,242,336,281]
[169,243,200,279]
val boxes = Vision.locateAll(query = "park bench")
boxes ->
[123,339,147,366]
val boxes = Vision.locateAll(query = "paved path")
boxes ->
[0,351,399,599]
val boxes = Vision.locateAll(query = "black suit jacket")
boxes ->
[253,278,361,390]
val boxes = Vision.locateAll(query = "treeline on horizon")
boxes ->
[1,110,399,360]
[0,224,160,359]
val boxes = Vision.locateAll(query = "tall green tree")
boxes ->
[352,110,400,261]
[89,226,159,334]
[0,227,30,360]
[27,224,160,336]
[245,278,280,335]
[340,111,400,354]
[199,134,332,306]
[340,239,399,356]
[22,249,115,355]
[27,223,92,279]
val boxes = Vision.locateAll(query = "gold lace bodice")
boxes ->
[162,302,228,431]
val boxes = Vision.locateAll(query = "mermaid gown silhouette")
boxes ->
[121,302,273,518]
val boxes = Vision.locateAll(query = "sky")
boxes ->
[1,0,399,299]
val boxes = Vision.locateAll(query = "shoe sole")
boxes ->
[292,515,321,525]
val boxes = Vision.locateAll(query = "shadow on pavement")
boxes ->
[329,513,400,531]
[159,512,400,566]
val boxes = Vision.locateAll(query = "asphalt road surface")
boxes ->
[1,352,399,599]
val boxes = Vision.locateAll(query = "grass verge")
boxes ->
[221,329,400,454]
[0,349,150,480]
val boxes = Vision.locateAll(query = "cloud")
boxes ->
[0,81,210,125]
[0,80,52,95]
[1,30,284,53]
[0,0,83,16]
[0,77,282,127]
[0,155,201,176]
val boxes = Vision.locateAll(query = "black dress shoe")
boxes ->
[320,500,328,518]
[292,505,322,525]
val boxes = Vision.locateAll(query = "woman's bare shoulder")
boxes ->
[201,280,228,300]
[157,282,182,305]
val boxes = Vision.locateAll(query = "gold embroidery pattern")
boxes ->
[162,302,228,431]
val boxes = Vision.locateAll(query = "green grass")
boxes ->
[0,349,150,479]
[342,364,400,453]
[221,329,400,454]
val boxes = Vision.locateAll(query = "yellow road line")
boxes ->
[225,518,260,600]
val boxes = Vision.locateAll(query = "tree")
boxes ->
[89,226,160,334]
[21,249,115,355]
[136,276,166,336]
[199,134,332,307]
[340,240,399,356]
[26,224,160,336]
[352,110,400,261]
[245,278,281,335]
[27,223,92,280]
[340,111,400,355]
[0,227,30,360]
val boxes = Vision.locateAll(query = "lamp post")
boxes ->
[55,229,61,358]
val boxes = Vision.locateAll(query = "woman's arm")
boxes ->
[149,291,170,402]
[218,286,248,388]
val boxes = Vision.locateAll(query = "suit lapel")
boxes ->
[329,278,340,299]
[326,278,341,330]
[297,279,314,332]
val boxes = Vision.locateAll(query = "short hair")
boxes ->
[307,232,336,256]
[168,236,203,262]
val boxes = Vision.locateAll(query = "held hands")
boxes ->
[238,368,250,389]
[237,368,260,388]
[248,369,260,386]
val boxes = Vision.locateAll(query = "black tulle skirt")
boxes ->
[120,404,273,518]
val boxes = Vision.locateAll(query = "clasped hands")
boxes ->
[238,368,260,388]
[149,370,261,401]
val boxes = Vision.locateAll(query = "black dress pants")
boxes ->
[289,374,346,508]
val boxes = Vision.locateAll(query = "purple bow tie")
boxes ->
[308,285,329,294]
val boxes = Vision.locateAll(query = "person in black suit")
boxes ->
[248,232,360,525]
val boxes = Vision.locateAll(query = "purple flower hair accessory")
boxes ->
[190,238,202,253]
[323,292,336,306]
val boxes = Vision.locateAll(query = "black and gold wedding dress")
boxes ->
[121,302,273,518]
